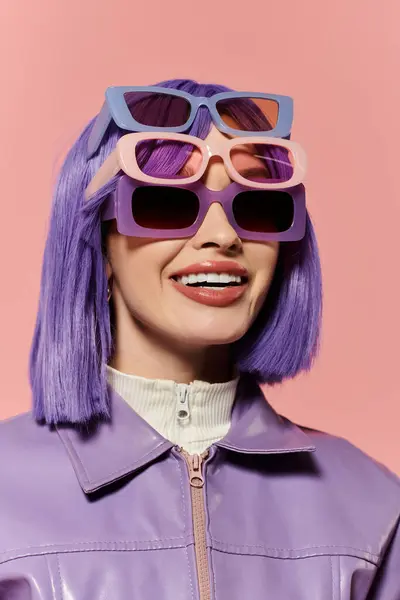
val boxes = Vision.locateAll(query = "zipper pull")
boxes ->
[176,384,190,422]
[187,452,209,488]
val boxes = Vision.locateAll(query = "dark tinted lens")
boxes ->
[216,97,279,132]
[123,92,191,127]
[233,190,294,233]
[131,187,199,230]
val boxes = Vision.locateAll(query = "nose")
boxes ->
[202,155,231,191]
[190,202,242,254]
[191,156,242,254]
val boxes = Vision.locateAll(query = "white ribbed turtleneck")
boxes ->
[106,365,239,455]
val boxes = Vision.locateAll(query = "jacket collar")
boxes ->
[215,376,316,455]
[56,376,315,494]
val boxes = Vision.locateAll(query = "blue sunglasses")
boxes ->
[87,86,294,159]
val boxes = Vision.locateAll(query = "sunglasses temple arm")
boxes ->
[101,192,116,223]
[87,102,112,159]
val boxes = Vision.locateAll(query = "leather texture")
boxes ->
[0,376,399,599]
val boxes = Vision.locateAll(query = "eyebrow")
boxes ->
[179,164,196,176]
[240,166,271,178]
[179,165,271,178]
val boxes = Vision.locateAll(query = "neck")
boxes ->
[109,306,234,384]
[106,366,239,455]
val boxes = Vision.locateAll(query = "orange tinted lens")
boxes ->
[135,139,203,180]
[230,143,293,184]
[216,97,279,132]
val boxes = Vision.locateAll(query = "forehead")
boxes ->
[197,123,262,160]
[183,124,268,179]
[204,122,236,144]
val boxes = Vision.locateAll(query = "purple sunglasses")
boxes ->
[101,175,306,242]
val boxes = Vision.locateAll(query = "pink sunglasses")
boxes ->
[86,132,307,199]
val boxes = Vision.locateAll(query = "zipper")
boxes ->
[179,448,211,600]
[176,383,191,422]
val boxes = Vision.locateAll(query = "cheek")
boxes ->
[107,234,183,302]
[249,243,280,301]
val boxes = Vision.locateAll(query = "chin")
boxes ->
[175,323,248,347]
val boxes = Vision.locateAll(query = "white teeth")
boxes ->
[175,272,245,286]
[207,273,220,283]
[219,273,231,284]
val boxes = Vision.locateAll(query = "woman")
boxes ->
[0,79,399,599]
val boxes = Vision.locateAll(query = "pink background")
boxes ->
[0,0,399,473]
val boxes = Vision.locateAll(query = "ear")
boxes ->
[105,258,113,279]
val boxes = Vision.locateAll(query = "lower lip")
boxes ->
[170,280,248,307]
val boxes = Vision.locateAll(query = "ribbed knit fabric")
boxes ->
[106,365,239,455]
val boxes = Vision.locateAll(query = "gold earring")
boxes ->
[107,279,112,302]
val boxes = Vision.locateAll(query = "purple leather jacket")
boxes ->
[0,376,399,599]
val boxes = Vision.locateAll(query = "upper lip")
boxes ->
[171,261,249,278]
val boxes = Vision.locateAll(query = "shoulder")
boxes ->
[301,422,399,481]
[293,419,400,510]
[0,412,79,560]
[0,411,74,503]
[0,410,62,460]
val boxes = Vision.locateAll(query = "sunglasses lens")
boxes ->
[123,92,191,127]
[135,138,203,180]
[230,143,294,184]
[216,97,279,132]
[131,187,199,230]
[233,190,294,233]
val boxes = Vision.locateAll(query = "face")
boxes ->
[105,125,280,350]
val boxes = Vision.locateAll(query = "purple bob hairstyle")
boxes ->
[29,78,322,425]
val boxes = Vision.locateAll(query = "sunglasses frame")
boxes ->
[86,132,307,199]
[120,132,305,189]
[87,86,294,159]
[102,175,306,242]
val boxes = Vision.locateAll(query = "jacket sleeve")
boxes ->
[366,518,400,600]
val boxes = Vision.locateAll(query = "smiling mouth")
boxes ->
[171,273,249,289]
[169,272,249,308]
